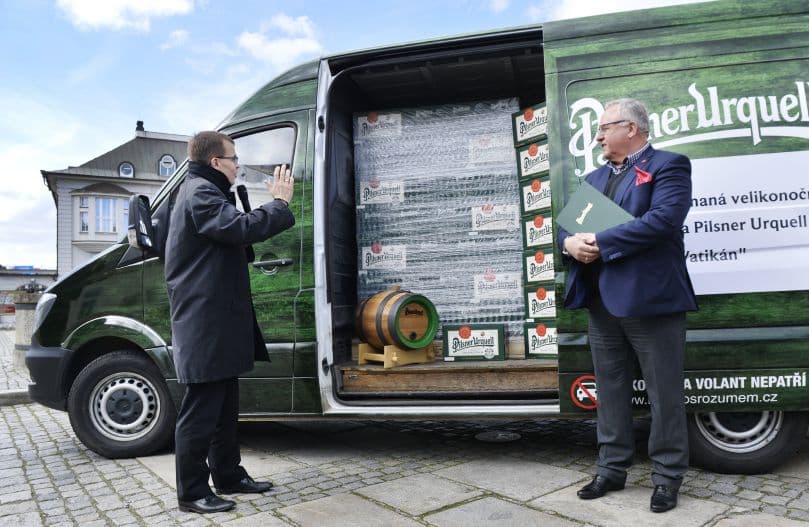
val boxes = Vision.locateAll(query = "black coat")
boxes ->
[165,162,295,383]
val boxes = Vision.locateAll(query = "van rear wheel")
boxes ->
[67,350,176,459]
[687,411,808,474]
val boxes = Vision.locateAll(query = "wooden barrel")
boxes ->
[357,287,439,351]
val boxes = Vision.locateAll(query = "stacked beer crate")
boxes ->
[353,99,526,358]
[512,103,559,359]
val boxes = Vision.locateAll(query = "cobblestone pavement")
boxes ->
[1,400,808,526]
[0,329,29,392]
[2,328,809,526]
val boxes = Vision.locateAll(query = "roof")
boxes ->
[45,133,188,180]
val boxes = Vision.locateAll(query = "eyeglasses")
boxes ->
[597,120,629,133]
[217,155,239,163]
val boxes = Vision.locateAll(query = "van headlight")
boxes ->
[33,293,57,334]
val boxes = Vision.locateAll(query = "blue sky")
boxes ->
[0,0,702,269]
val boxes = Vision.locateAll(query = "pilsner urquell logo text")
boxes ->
[569,81,809,175]
[452,335,496,352]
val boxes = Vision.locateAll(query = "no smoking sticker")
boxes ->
[571,375,598,410]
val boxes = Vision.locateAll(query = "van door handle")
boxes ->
[252,258,294,275]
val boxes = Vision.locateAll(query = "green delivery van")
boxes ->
[26,0,809,474]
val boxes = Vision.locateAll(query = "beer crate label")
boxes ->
[361,243,406,271]
[473,271,521,300]
[471,204,519,232]
[512,103,548,146]
[520,176,552,214]
[524,322,558,357]
[522,212,554,247]
[516,141,550,179]
[468,134,513,165]
[524,248,555,283]
[358,178,405,205]
[443,324,505,361]
[356,112,402,139]
[525,284,557,318]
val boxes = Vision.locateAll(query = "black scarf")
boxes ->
[188,161,236,204]
[187,161,255,262]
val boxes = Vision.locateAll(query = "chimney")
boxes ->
[136,120,145,132]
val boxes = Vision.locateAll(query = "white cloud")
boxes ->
[0,89,135,269]
[489,0,510,13]
[238,14,323,70]
[56,0,195,32]
[529,0,707,22]
[161,29,190,50]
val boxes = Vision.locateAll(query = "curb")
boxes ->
[0,389,31,406]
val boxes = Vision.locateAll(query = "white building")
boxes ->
[41,122,188,277]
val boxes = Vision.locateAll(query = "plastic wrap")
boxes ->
[354,99,524,338]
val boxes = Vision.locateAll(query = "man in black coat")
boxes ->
[165,131,295,514]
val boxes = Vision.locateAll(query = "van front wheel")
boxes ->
[67,350,176,459]
[687,411,808,474]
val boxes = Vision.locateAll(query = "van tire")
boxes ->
[67,350,176,459]
[687,411,808,474]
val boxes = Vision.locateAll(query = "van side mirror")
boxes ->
[127,195,156,252]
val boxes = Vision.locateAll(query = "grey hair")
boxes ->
[605,98,650,135]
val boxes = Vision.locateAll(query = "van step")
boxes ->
[339,359,559,394]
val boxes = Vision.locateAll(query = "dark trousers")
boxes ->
[588,295,689,488]
[175,377,248,501]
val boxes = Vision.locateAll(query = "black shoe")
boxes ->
[650,485,678,513]
[217,476,274,494]
[576,475,625,500]
[178,494,235,514]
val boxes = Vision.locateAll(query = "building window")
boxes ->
[121,199,129,233]
[159,154,176,177]
[79,196,89,208]
[118,162,135,178]
[95,197,116,232]
[80,211,89,233]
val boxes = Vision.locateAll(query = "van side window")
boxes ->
[233,126,296,211]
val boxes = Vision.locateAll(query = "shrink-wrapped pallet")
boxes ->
[354,99,525,338]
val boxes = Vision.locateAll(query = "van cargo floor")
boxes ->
[338,359,559,396]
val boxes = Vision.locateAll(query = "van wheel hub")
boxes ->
[89,372,161,441]
[694,411,782,453]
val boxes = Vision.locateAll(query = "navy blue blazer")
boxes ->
[557,146,698,317]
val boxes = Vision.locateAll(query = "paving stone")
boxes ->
[222,512,292,526]
[426,496,578,527]
[279,493,421,527]
[762,494,791,506]
[0,489,32,504]
[435,457,587,501]
[714,512,809,526]
[530,484,729,527]
[357,473,484,516]
[0,511,43,526]
[737,490,763,500]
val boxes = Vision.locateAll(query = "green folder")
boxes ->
[556,181,634,234]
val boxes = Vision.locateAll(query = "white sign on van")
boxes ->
[684,150,809,295]
[361,243,406,271]
[356,112,402,139]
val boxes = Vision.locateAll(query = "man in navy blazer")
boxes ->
[558,98,697,513]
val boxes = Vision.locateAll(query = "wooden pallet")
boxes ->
[340,359,559,393]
